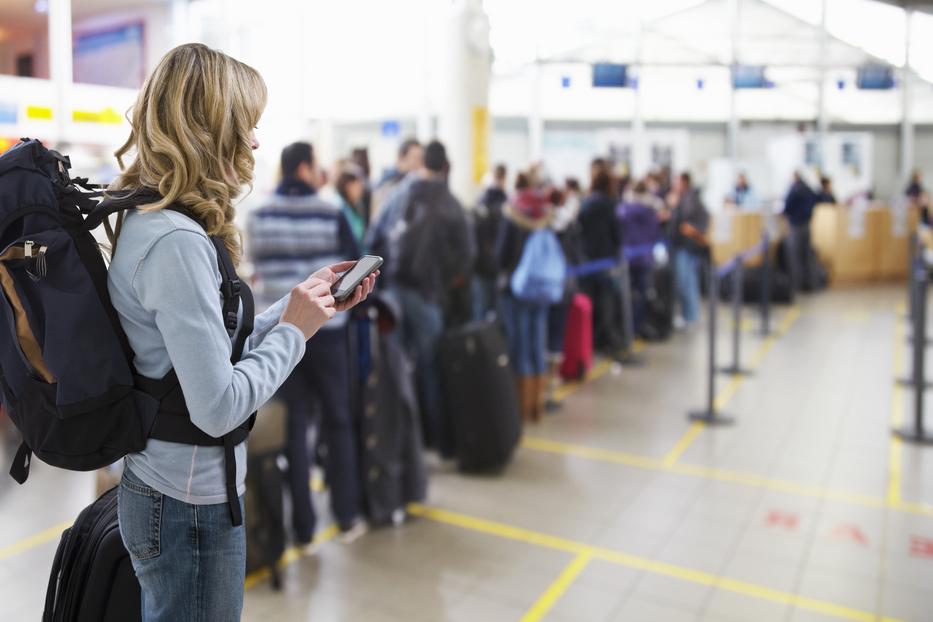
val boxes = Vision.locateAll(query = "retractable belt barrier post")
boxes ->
[719,260,752,377]
[897,238,933,388]
[688,259,734,425]
[717,240,767,377]
[759,232,772,337]
[894,255,933,444]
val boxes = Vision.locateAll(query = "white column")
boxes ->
[528,61,544,164]
[170,0,190,47]
[438,0,492,203]
[48,0,73,144]
[632,18,646,178]
[901,8,914,185]
[727,0,740,160]
[816,0,829,167]
[416,7,433,142]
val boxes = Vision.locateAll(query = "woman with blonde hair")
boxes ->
[106,43,375,620]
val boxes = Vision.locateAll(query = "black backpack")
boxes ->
[0,138,254,525]
[43,487,140,622]
[394,181,470,301]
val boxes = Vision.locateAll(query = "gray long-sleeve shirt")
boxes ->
[108,208,306,504]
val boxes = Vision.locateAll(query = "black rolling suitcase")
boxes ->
[43,486,141,622]
[245,400,287,589]
[439,321,521,472]
[641,264,674,341]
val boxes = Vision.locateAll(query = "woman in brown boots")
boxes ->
[498,172,562,423]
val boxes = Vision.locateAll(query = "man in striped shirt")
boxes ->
[247,142,367,545]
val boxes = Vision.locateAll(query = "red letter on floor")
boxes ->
[830,523,868,546]
[910,536,933,558]
[765,511,799,530]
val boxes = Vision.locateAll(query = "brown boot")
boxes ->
[532,374,548,423]
[517,376,534,423]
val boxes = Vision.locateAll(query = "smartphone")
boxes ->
[331,255,383,302]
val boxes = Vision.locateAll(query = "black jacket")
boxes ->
[579,192,622,261]
[474,186,508,279]
[393,177,474,303]
[784,180,817,227]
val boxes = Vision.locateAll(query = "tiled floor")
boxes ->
[2,285,932,621]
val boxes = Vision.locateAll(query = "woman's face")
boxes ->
[347,178,364,204]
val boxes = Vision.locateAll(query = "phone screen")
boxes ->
[331,255,382,301]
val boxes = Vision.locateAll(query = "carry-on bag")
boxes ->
[355,294,427,524]
[43,487,140,622]
[559,293,593,380]
[245,400,287,589]
[439,321,521,472]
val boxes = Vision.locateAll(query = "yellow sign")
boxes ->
[472,106,489,184]
[72,107,122,124]
[26,106,53,120]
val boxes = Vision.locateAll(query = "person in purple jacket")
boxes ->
[618,179,663,334]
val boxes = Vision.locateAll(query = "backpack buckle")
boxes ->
[222,279,241,299]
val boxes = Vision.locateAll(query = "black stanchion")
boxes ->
[617,258,645,366]
[894,261,933,444]
[689,262,734,425]
[897,253,933,388]
[719,262,752,376]
[759,233,772,337]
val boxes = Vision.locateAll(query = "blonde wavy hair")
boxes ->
[109,43,267,264]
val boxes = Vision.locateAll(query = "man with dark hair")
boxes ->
[367,138,424,258]
[783,172,818,292]
[371,138,423,222]
[248,141,368,547]
[390,140,473,458]
[669,171,709,326]
[816,176,836,205]
[472,163,509,320]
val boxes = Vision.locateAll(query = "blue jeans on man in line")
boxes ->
[674,248,702,323]
[502,293,549,377]
[395,285,451,456]
[277,326,360,540]
[118,467,246,622]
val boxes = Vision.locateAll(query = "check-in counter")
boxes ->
[811,204,916,284]
[711,210,765,267]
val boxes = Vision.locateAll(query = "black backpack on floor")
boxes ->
[43,487,140,622]
[0,138,254,525]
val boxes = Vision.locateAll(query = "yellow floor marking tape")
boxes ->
[551,341,646,403]
[888,315,905,507]
[661,305,801,466]
[243,524,339,590]
[662,422,705,467]
[518,552,592,622]
[409,504,904,622]
[0,521,71,561]
[522,436,933,518]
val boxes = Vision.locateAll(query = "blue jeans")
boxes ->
[118,468,245,622]
[277,327,360,540]
[395,286,450,456]
[471,275,498,322]
[674,248,702,323]
[503,294,549,376]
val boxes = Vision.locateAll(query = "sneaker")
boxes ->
[673,315,686,330]
[338,520,369,544]
[300,540,321,557]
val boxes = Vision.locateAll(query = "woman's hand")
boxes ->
[335,271,379,312]
[281,280,337,340]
